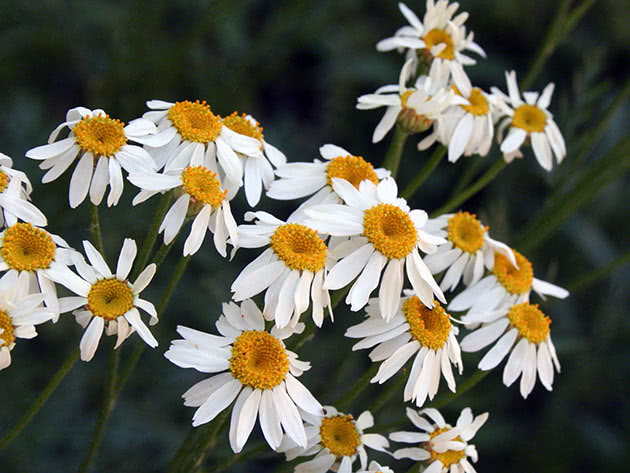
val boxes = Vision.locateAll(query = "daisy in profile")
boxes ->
[278,406,389,473]
[165,299,322,453]
[26,107,159,208]
[0,272,55,370]
[231,211,331,328]
[303,177,446,322]
[267,144,389,209]
[346,293,462,407]
[460,301,561,398]
[492,70,566,170]
[422,212,515,292]
[141,100,261,184]
[46,239,158,361]
[390,407,488,473]
[128,151,238,257]
[0,153,47,228]
[221,112,287,207]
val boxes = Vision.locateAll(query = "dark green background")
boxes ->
[0,1,628,472]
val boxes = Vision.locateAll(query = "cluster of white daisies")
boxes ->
[1,1,571,472]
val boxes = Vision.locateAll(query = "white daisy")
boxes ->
[221,112,287,207]
[128,150,238,257]
[346,292,462,407]
[460,301,561,398]
[303,177,446,322]
[278,406,389,473]
[141,100,261,184]
[164,299,322,453]
[25,107,159,208]
[0,153,47,228]
[391,407,487,473]
[46,239,158,361]
[356,460,395,473]
[422,212,515,292]
[267,144,389,209]
[491,70,566,170]
[230,211,332,329]
[0,271,55,370]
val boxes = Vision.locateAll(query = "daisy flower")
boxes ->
[128,150,238,257]
[164,299,322,453]
[26,107,159,208]
[491,70,566,170]
[141,100,261,184]
[0,153,47,228]
[391,407,487,473]
[0,271,55,370]
[278,406,389,473]
[357,461,395,473]
[268,144,389,209]
[346,293,462,407]
[46,239,158,361]
[230,211,331,328]
[221,112,287,207]
[303,177,446,322]
[460,301,561,398]
[422,212,515,292]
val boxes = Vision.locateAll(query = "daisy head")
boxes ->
[0,271,55,370]
[460,301,561,398]
[0,153,47,228]
[391,407,487,473]
[492,70,567,170]
[279,406,389,473]
[26,107,159,208]
[346,292,462,407]
[47,239,158,361]
[164,299,322,453]
[231,211,332,328]
[303,177,446,321]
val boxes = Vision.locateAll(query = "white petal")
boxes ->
[79,316,103,361]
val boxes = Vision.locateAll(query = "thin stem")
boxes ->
[568,249,630,293]
[368,371,406,415]
[401,145,446,200]
[208,442,269,473]
[424,370,489,410]
[89,203,105,256]
[382,125,409,179]
[452,156,483,196]
[152,240,176,266]
[334,364,379,410]
[0,347,80,451]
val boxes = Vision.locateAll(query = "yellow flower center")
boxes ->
[423,29,455,60]
[428,427,466,467]
[223,112,264,145]
[326,155,379,189]
[512,104,546,133]
[73,114,127,157]
[269,223,327,272]
[363,204,417,260]
[87,278,134,320]
[0,310,15,347]
[181,165,227,209]
[507,302,550,344]
[493,251,533,295]
[0,171,9,193]
[402,297,451,350]
[229,330,289,390]
[400,90,414,108]
[454,87,489,116]
[168,100,223,143]
[447,212,486,254]
[1,223,56,271]
[319,415,361,457]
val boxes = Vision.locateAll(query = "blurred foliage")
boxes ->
[0,1,629,472]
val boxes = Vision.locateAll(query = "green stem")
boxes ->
[0,347,80,451]
[208,442,269,473]
[424,370,490,410]
[452,156,483,195]
[89,203,105,256]
[568,249,630,293]
[382,125,409,179]
[334,364,379,410]
[152,240,176,266]
[401,145,446,200]
[405,463,422,473]
[368,371,406,415]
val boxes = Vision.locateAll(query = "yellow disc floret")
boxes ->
[459,87,489,116]
[428,427,466,467]
[447,212,486,254]
[73,114,127,156]
[493,251,533,295]
[423,29,455,60]
[270,223,327,272]
[1,223,56,271]
[0,310,15,347]
[326,155,379,189]
[508,302,550,344]
[168,100,223,143]
[229,330,289,390]
[319,415,361,457]
[0,171,9,193]
[87,278,134,320]
[363,204,417,260]
[402,297,451,350]
[181,165,227,209]
[223,112,264,144]
[512,104,547,133]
